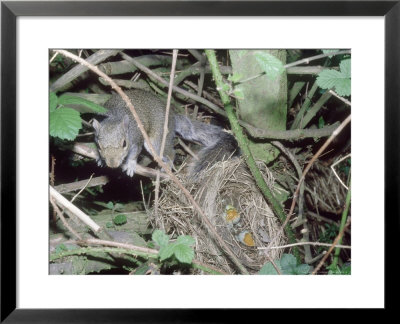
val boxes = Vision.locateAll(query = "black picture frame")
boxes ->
[1,0,398,322]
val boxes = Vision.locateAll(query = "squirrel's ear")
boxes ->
[92,119,100,132]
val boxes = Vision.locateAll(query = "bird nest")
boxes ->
[151,157,287,274]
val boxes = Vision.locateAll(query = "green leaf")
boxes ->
[152,230,169,248]
[280,253,298,274]
[258,260,281,275]
[339,59,351,78]
[322,49,339,58]
[173,243,194,264]
[159,244,175,261]
[254,51,285,80]
[49,107,82,140]
[58,94,107,113]
[328,263,351,275]
[293,264,311,275]
[49,92,58,112]
[316,69,351,96]
[176,235,195,246]
[112,214,127,226]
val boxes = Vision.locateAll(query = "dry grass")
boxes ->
[150,157,287,274]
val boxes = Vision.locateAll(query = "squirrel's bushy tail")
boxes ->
[174,115,240,176]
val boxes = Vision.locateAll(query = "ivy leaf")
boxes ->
[50,107,82,140]
[173,243,194,264]
[254,51,285,80]
[58,94,107,113]
[49,92,58,112]
[152,230,169,248]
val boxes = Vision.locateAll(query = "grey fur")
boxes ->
[93,89,238,177]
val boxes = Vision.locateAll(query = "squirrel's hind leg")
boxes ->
[145,133,176,172]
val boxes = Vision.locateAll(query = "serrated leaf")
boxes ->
[254,51,285,80]
[159,244,175,261]
[152,230,169,248]
[339,59,351,78]
[293,264,311,275]
[49,92,58,112]
[258,260,281,275]
[58,94,107,113]
[279,253,298,274]
[316,69,351,96]
[112,214,127,225]
[173,243,194,264]
[50,107,82,140]
[334,79,351,96]
[176,235,195,246]
[322,49,339,58]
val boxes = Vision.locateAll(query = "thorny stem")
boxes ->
[205,49,300,261]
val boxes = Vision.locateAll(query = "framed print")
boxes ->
[1,0,398,321]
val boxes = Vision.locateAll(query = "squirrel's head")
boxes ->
[93,115,130,168]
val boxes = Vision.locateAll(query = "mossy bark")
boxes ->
[229,50,287,163]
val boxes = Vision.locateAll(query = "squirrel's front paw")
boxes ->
[122,159,137,177]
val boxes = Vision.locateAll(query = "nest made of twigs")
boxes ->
[150,157,287,274]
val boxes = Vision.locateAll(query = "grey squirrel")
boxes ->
[93,89,239,177]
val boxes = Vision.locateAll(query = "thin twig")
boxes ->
[50,197,82,240]
[54,176,109,194]
[237,50,351,84]
[50,186,101,233]
[312,218,351,274]
[154,49,178,228]
[55,49,249,274]
[265,254,282,275]
[259,241,351,250]
[272,141,311,262]
[266,114,351,251]
[329,90,351,106]
[331,154,351,190]
[70,173,95,203]
[77,238,227,275]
